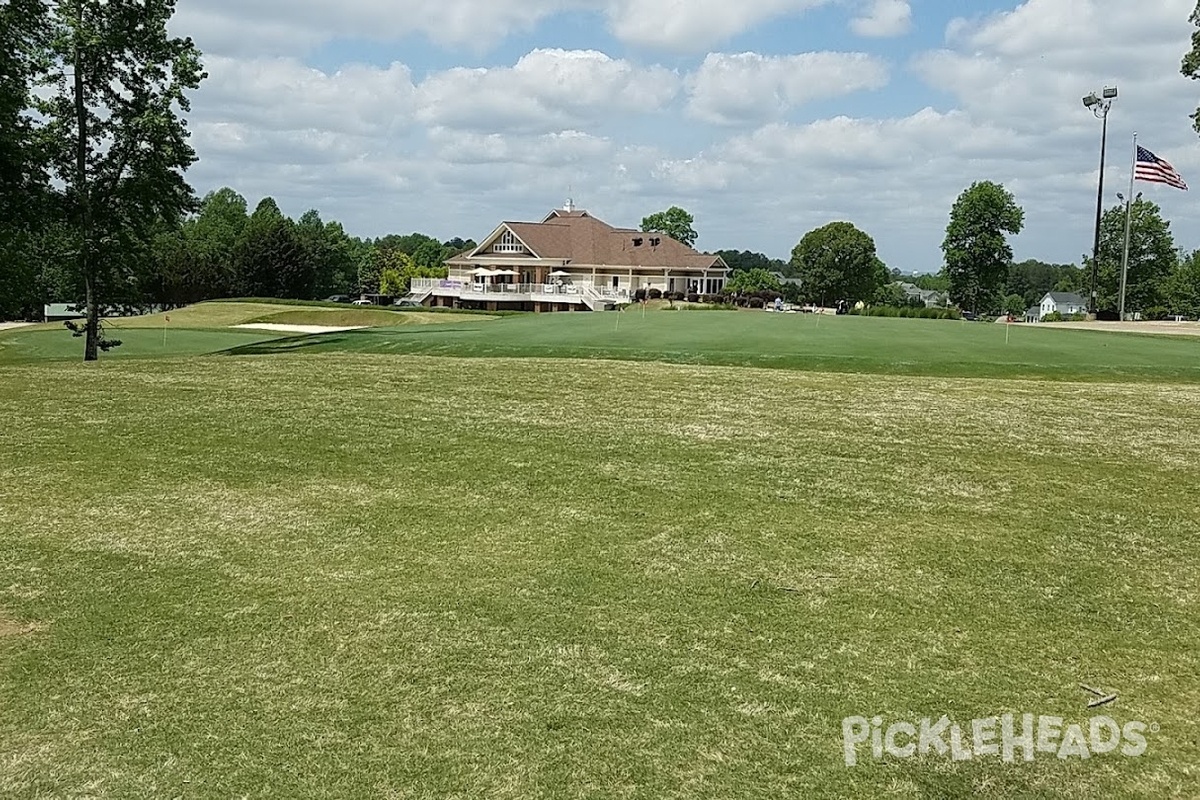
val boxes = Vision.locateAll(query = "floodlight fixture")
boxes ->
[1083,93,1098,108]
[1102,86,1118,99]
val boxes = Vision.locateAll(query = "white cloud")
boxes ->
[197,57,417,137]
[175,0,837,56]
[428,129,613,165]
[685,51,889,125]
[850,0,912,38]
[604,0,831,51]
[415,49,678,132]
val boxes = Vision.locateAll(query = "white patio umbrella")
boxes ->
[548,270,571,277]
[471,267,496,277]
[495,269,519,275]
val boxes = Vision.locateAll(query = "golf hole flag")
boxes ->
[1135,145,1188,191]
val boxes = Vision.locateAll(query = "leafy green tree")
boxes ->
[790,221,884,305]
[32,0,205,359]
[1182,4,1200,133]
[641,206,698,248]
[179,187,247,300]
[725,268,783,295]
[714,249,787,275]
[1002,294,1027,316]
[233,198,311,298]
[911,274,950,292]
[872,281,908,306]
[941,181,1024,313]
[1094,198,1176,314]
[1165,249,1200,317]
[1005,259,1080,307]
[411,239,445,270]
[0,1,49,320]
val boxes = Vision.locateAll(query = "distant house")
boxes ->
[1024,306,1041,323]
[44,303,85,322]
[769,271,804,289]
[1039,292,1087,319]
[897,282,946,307]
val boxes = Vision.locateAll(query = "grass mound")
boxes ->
[245,308,481,328]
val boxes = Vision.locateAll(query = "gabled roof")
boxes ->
[455,209,726,271]
[1044,292,1086,304]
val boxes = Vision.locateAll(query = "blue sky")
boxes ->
[174,0,1200,272]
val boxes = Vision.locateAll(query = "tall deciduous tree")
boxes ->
[714,249,788,275]
[790,221,884,304]
[1182,3,1200,132]
[1094,198,1176,314]
[941,181,1024,313]
[0,0,47,321]
[34,0,205,359]
[641,206,698,248]
[1166,249,1200,317]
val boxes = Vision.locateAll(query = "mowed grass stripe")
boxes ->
[228,312,1200,383]
[0,354,1197,797]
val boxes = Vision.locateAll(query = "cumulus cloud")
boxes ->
[850,0,912,38]
[604,0,831,51]
[175,0,836,56]
[415,49,678,132]
[685,51,889,125]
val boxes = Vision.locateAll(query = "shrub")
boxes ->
[686,293,700,303]
[648,288,662,300]
[1043,311,1063,322]
[749,297,765,309]
[680,303,736,311]
[1143,306,1169,321]
[851,305,960,320]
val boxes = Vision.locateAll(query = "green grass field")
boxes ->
[229,310,1200,382]
[0,301,482,364]
[1,305,1198,797]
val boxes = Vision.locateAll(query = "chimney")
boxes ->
[564,197,575,213]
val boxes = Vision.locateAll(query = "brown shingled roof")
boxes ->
[488,211,724,270]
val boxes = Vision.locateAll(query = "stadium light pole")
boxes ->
[1083,86,1117,317]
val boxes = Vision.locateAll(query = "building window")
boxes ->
[493,230,524,254]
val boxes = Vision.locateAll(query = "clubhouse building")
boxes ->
[409,202,730,312]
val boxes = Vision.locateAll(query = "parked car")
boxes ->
[393,298,421,307]
[326,294,352,303]
[351,299,373,306]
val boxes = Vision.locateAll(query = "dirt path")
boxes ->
[0,322,35,332]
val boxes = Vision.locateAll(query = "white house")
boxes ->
[1039,292,1087,319]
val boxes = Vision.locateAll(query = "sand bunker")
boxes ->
[232,323,367,335]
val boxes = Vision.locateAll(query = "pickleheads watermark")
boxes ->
[842,714,1156,767]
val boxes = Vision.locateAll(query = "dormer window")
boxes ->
[493,230,525,254]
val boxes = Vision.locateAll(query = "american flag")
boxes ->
[1135,145,1188,191]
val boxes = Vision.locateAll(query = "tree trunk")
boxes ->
[84,270,98,361]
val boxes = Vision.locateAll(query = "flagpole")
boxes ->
[1119,132,1137,322]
